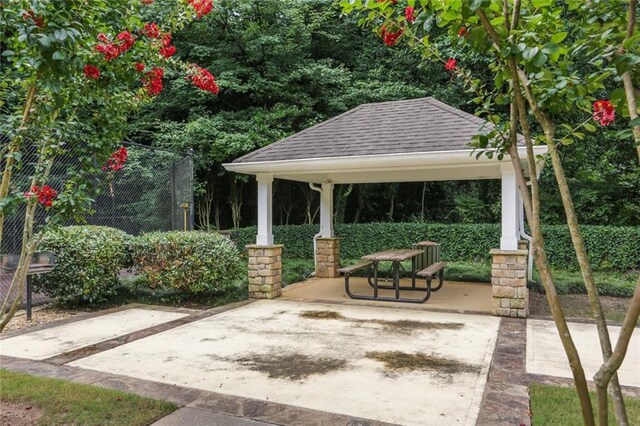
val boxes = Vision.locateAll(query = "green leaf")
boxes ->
[54,30,67,41]
[583,123,596,133]
[623,34,640,50]
[541,43,559,56]
[52,51,65,60]
[533,0,553,7]
[551,32,568,43]
[532,51,547,67]
[468,0,490,12]
[523,46,539,60]
[629,117,640,127]
[1,50,14,56]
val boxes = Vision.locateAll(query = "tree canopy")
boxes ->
[127,0,639,229]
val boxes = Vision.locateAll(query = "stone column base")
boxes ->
[315,237,340,278]
[490,249,528,318]
[246,244,283,299]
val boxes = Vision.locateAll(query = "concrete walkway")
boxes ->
[152,407,272,425]
[527,318,640,387]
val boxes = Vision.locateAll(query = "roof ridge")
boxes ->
[357,96,433,108]
[233,104,365,163]
[425,97,488,129]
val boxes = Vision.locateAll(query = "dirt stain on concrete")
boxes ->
[299,310,346,320]
[366,351,480,375]
[298,310,463,334]
[236,353,348,380]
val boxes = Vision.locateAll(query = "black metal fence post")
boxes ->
[26,275,32,321]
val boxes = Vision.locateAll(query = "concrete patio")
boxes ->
[282,277,493,314]
[1,300,638,425]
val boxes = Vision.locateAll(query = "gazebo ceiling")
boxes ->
[224,97,547,184]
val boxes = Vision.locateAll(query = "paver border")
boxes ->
[476,317,531,426]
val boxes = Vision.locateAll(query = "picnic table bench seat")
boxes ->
[338,261,373,275]
[417,261,446,291]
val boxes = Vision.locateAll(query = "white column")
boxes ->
[256,174,273,245]
[319,182,334,237]
[500,164,519,250]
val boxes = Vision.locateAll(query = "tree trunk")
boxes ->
[0,145,54,332]
[476,6,595,419]
[353,184,368,223]
[620,0,640,163]
[0,83,37,246]
[516,67,627,425]
[228,179,243,229]
[594,278,640,426]
[420,182,427,220]
[546,136,628,425]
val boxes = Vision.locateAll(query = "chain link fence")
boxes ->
[1,142,194,306]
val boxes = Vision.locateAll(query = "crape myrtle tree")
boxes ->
[0,0,219,332]
[340,0,639,425]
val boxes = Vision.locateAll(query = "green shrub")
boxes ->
[33,226,131,304]
[230,223,640,272]
[131,231,242,294]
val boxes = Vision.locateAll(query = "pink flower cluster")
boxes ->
[142,22,161,38]
[405,7,416,23]
[25,185,57,207]
[592,100,615,126]
[381,25,403,46]
[159,33,176,58]
[84,64,100,79]
[187,0,213,18]
[445,58,457,71]
[102,147,128,172]
[95,31,136,61]
[143,67,164,96]
[187,65,219,94]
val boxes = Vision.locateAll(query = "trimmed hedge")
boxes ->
[130,231,242,294]
[231,223,640,272]
[33,226,132,304]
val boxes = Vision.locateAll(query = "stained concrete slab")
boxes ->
[70,299,500,426]
[526,319,640,387]
[0,308,188,360]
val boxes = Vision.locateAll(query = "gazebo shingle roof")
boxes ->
[234,97,510,164]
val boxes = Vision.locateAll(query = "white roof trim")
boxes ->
[224,146,548,181]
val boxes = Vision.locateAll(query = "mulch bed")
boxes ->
[529,292,631,322]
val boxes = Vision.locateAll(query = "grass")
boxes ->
[0,369,176,426]
[530,383,640,425]
[530,268,638,298]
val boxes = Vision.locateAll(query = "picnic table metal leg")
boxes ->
[394,262,400,300]
[373,261,379,299]
[411,257,416,288]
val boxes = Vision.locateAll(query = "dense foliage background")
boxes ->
[128,0,640,230]
[231,223,640,272]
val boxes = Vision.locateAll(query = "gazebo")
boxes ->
[224,97,547,317]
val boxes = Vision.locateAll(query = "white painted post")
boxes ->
[320,182,334,238]
[500,164,519,250]
[256,174,273,245]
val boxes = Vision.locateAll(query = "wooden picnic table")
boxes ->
[342,249,427,303]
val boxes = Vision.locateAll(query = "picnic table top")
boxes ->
[362,249,424,262]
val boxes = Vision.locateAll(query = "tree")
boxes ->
[0,0,219,331]
[340,0,639,424]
